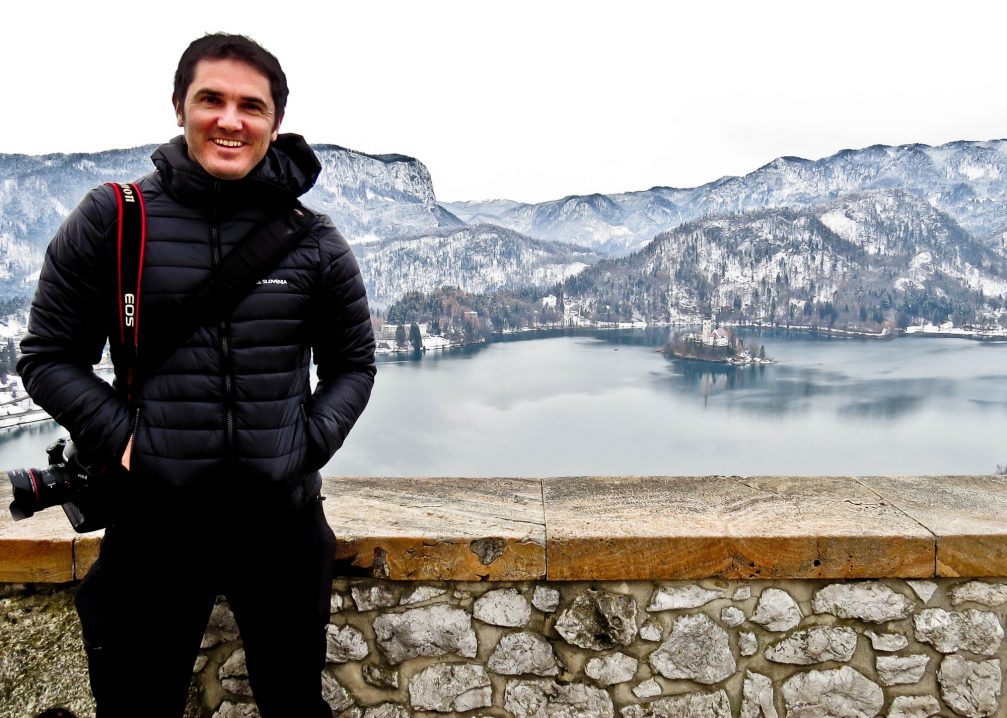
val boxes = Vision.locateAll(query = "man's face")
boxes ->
[174,58,280,181]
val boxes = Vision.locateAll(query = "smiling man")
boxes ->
[18,34,375,717]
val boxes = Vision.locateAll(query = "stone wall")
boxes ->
[5,576,1007,718]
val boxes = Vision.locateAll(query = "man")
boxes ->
[18,34,375,716]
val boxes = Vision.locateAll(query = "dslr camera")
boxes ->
[6,438,109,533]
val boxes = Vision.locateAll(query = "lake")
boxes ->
[2,328,1005,477]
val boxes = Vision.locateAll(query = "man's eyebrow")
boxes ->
[190,87,270,107]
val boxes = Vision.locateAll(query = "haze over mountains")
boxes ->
[2,138,1006,327]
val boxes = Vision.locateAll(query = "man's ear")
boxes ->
[172,95,184,127]
[271,113,283,142]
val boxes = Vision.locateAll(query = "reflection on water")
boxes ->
[4,328,1007,477]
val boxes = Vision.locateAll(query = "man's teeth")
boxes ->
[213,139,244,147]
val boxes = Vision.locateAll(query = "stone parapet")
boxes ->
[4,475,1007,583]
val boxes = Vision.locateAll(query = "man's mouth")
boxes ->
[212,139,245,148]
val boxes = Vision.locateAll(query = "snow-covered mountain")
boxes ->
[444,140,1007,256]
[0,142,458,298]
[562,189,1005,325]
[355,225,599,307]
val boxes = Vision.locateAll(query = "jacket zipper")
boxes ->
[210,209,236,456]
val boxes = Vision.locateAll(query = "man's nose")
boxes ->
[217,104,242,131]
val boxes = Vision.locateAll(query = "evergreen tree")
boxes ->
[395,324,407,348]
[409,322,423,352]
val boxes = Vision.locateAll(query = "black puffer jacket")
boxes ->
[19,134,375,503]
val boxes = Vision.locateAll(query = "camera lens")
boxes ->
[7,466,71,521]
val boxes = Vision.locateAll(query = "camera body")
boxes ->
[6,438,110,533]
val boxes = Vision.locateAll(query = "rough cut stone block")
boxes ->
[351,581,400,611]
[219,648,252,697]
[649,613,735,684]
[505,678,614,718]
[362,704,408,718]
[887,695,941,718]
[542,476,935,580]
[473,588,531,627]
[585,652,638,686]
[812,581,914,623]
[201,599,239,649]
[73,535,102,578]
[532,585,560,613]
[906,580,938,603]
[362,662,399,689]
[488,631,560,676]
[325,476,545,580]
[619,690,732,718]
[949,580,1007,607]
[373,603,477,664]
[739,631,758,656]
[632,678,662,699]
[555,589,638,650]
[913,608,1004,656]
[750,588,801,631]
[322,668,354,713]
[741,671,778,718]
[864,630,907,652]
[733,586,753,600]
[859,475,1007,577]
[876,654,929,686]
[938,655,1002,718]
[639,619,663,641]
[764,626,856,665]
[399,585,446,606]
[781,666,883,718]
[408,663,492,712]
[721,606,745,627]
[325,624,369,663]
[211,702,259,718]
[647,585,725,611]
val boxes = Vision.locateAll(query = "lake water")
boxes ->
[3,329,1006,477]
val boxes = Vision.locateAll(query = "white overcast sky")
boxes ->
[2,1,1005,203]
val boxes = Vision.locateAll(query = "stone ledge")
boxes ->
[1,474,1005,582]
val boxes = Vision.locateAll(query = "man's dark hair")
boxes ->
[173,33,288,127]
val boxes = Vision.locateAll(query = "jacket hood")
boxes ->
[151,133,322,208]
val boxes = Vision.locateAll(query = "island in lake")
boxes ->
[663,319,772,366]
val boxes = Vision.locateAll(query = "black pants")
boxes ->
[75,494,336,718]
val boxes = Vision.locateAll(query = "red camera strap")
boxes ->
[107,182,146,402]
